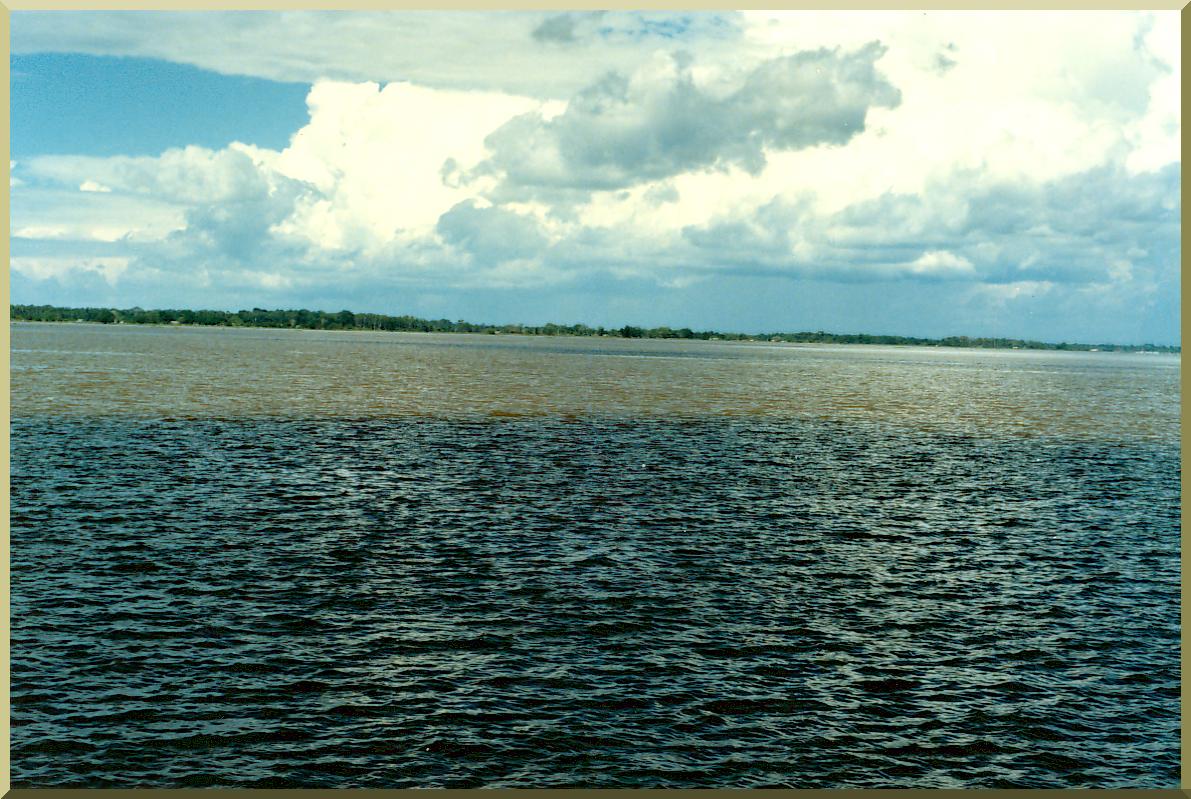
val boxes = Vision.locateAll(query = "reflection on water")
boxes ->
[9,323,1181,787]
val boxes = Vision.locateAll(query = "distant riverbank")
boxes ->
[10,304,1179,353]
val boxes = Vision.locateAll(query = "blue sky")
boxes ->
[10,11,1181,344]
[12,53,309,157]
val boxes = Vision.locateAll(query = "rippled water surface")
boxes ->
[11,323,1181,787]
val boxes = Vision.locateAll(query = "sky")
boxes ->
[10,11,1181,344]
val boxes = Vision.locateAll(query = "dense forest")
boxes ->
[10,304,1179,353]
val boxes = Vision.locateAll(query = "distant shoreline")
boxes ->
[9,304,1180,353]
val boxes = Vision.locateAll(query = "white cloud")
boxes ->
[1125,13,1180,174]
[738,11,1175,202]
[13,224,129,243]
[28,144,282,204]
[11,186,186,243]
[269,80,537,254]
[256,272,292,290]
[474,44,900,197]
[12,11,747,99]
[11,256,130,285]
[907,250,975,277]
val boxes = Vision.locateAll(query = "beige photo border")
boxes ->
[0,1,1185,796]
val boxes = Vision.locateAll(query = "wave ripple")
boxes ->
[11,416,1180,787]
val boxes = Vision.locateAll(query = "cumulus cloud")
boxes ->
[677,162,1177,286]
[436,200,549,264]
[11,185,186,243]
[170,179,307,264]
[681,197,808,262]
[906,250,974,277]
[267,81,537,254]
[29,144,278,204]
[1124,15,1180,174]
[11,255,130,285]
[475,44,899,197]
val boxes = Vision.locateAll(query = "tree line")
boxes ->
[9,304,1179,353]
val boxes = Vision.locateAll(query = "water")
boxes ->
[10,323,1181,787]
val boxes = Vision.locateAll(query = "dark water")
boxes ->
[10,325,1181,787]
